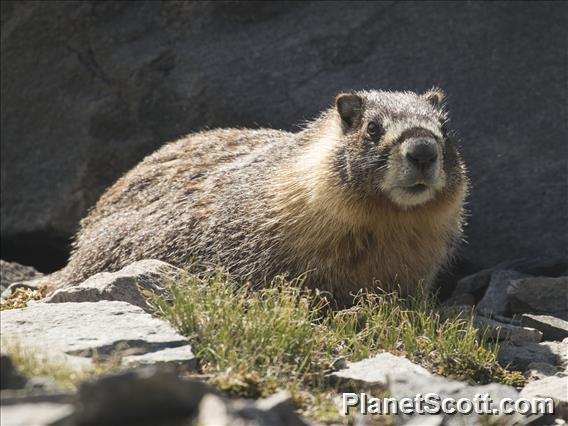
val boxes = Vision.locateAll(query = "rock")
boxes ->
[448,257,568,306]
[198,390,309,426]
[2,2,566,273]
[498,341,567,371]
[450,269,495,304]
[474,315,542,344]
[388,374,519,425]
[254,390,308,426]
[197,394,234,425]
[72,367,309,426]
[0,260,43,293]
[445,292,476,308]
[330,357,348,371]
[476,270,527,317]
[74,366,211,424]
[524,362,559,382]
[403,416,445,426]
[121,345,196,366]
[498,257,568,278]
[520,376,568,418]
[0,301,195,370]
[328,352,430,392]
[0,384,76,426]
[0,354,27,390]
[549,341,568,371]
[0,402,75,426]
[522,314,568,341]
[44,259,182,311]
[508,276,568,318]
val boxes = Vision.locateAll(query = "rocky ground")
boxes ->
[1,257,567,425]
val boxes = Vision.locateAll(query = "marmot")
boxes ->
[53,89,468,306]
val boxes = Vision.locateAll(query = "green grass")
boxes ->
[2,340,126,392]
[149,270,524,422]
[1,340,89,391]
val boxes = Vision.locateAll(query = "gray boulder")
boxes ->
[498,341,568,371]
[0,260,43,293]
[524,362,559,382]
[508,276,568,318]
[476,270,527,317]
[446,269,494,306]
[74,367,310,426]
[495,257,568,278]
[2,2,566,272]
[474,315,542,344]
[447,257,568,307]
[44,259,182,311]
[0,301,196,371]
[74,366,211,425]
[522,314,568,341]
[0,364,311,426]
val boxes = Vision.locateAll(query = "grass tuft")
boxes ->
[2,340,126,392]
[149,270,522,421]
[1,340,88,391]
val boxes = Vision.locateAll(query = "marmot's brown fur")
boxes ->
[53,89,468,306]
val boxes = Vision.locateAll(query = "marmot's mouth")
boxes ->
[406,183,428,194]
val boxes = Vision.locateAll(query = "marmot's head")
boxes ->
[332,89,464,208]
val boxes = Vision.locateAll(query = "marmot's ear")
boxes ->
[336,93,362,128]
[423,88,445,108]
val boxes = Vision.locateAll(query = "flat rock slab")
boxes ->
[44,259,183,312]
[0,402,75,426]
[329,353,430,391]
[521,314,568,341]
[474,315,542,344]
[0,301,195,371]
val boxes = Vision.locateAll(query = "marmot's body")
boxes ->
[56,89,468,306]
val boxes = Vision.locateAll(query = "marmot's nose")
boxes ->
[406,140,438,169]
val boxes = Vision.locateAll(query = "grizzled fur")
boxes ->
[52,89,468,306]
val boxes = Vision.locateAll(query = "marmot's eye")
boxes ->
[367,122,381,138]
